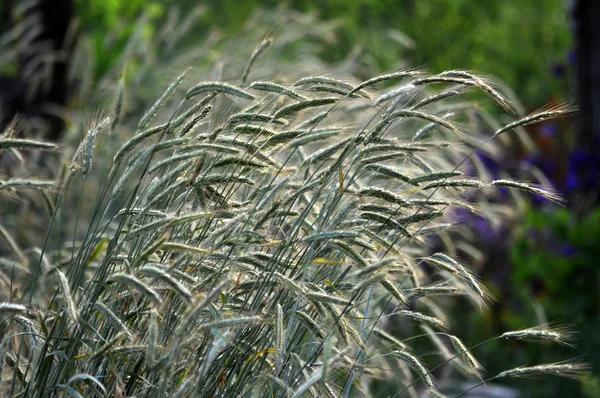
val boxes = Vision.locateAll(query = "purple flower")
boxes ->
[569,149,591,168]
[550,62,565,78]
[530,193,549,206]
[450,208,497,240]
[452,207,471,222]
[473,215,496,240]
[556,243,577,257]
[524,153,555,178]
[565,148,600,193]
[565,169,580,192]
[475,151,499,177]
[497,185,509,199]
[540,122,557,137]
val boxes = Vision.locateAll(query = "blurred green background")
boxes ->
[78,0,572,107]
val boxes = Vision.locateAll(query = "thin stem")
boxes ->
[453,376,499,398]
[390,336,500,397]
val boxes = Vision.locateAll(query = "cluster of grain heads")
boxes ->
[0,120,57,199]
[0,65,585,397]
[0,118,58,300]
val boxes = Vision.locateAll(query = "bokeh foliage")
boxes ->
[77,0,571,107]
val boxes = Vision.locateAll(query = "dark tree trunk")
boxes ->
[571,0,600,205]
[573,0,600,146]
[0,0,75,140]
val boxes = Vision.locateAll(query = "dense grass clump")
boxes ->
[0,54,587,397]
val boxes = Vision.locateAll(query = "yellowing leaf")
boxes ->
[311,258,344,264]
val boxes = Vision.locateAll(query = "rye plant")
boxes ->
[0,14,588,397]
